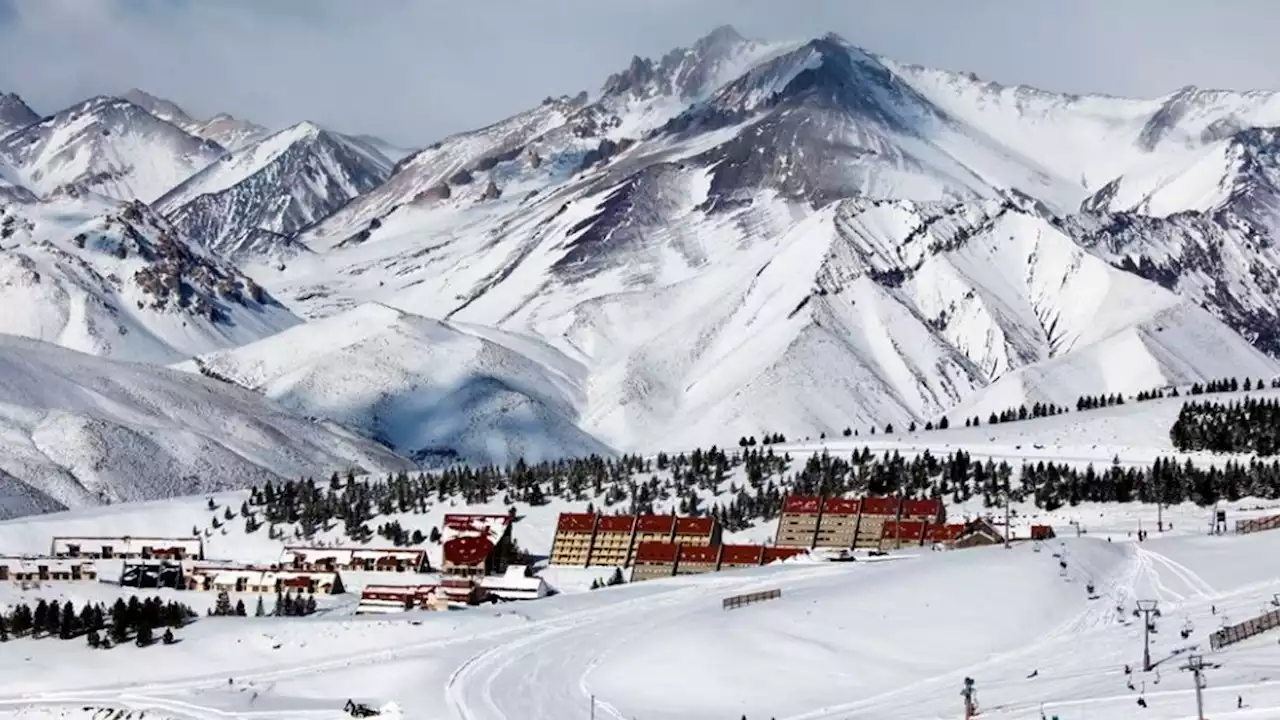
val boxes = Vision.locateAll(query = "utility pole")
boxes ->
[961,677,977,720]
[1004,490,1011,549]
[589,694,595,720]
[1136,599,1161,672]
[1181,654,1206,720]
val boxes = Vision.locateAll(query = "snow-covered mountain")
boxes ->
[122,88,269,150]
[179,302,611,466]
[0,333,410,519]
[0,96,225,202]
[156,122,394,261]
[0,197,299,363]
[0,91,39,139]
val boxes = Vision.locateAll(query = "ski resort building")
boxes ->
[548,513,597,566]
[356,584,448,614]
[50,536,204,561]
[951,519,1006,549]
[440,513,514,578]
[478,565,550,600]
[676,544,722,575]
[718,544,765,569]
[119,560,184,589]
[774,495,945,550]
[281,546,428,573]
[631,541,680,581]
[548,512,723,567]
[186,565,345,594]
[589,515,638,566]
[0,556,98,582]
[439,576,488,604]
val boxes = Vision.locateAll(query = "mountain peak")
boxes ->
[121,88,196,127]
[0,91,38,135]
[694,24,745,51]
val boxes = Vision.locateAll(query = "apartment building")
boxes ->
[589,515,638,567]
[774,494,946,550]
[547,512,723,568]
[548,512,596,566]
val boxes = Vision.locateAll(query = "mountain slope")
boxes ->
[156,122,394,260]
[180,302,611,466]
[0,333,411,520]
[0,198,299,363]
[0,96,225,202]
[122,88,269,150]
[0,91,39,138]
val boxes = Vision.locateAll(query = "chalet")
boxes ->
[881,520,928,549]
[718,544,765,570]
[815,497,860,548]
[761,546,807,564]
[120,560,184,589]
[952,519,1005,549]
[673,516,721,547]
[0,557,98,582]
[50,536,203,561]
[1030,525,1056,541]
[441,513,514,577]
[588,515,636,567]
[775,495,822,547]
[356,584,448,614]
[479,565,550,600]
[186,565,345,595]
[282,547,427,573]
[631,542,678,581]
[549,513,597,566]
[439,576,488,605]
[676,544,721,575]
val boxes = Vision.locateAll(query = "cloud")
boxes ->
[1,0,1278,146]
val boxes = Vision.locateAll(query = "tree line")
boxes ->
[0,595,194,648]
[209,589,317,617]
[1171,397,1280,456]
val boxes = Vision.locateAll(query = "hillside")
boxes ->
[0,97,224,202]
[178,302,610,466]
[0,334,411,519]
[0,198,299,363]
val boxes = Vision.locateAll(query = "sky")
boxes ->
[2,0,1279,147]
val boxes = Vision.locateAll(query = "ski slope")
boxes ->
[3,528,1280,719]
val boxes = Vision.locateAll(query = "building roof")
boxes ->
[188,564,341,587]
[782,495,822,514]
[596,515,637,533]
[442,513,511,536]
[822,497,861,515]
[674,516,716,535]
[719,545,765,565]
[860,496,900,516]
[443,535,496,567]
[634,515,676,534]
[0,556,97,573]
[634,541,679,563]
[282,547,426,565]
[882,520,927,540]
[556,513,597,533]
[901,498,943,518]
[51,536,203,552]
[479,566,547,594]
[762,546,807,563]
[678,544,721,564]
[925,524,966,542]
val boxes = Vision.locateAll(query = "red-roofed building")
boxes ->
[441,513,513,578]
[953,519,1005,549]
[815,497,861,547]
[634,515,677,543]
[762,546,807,564]
[632,542,679,581]
[901,498,945,523]
[925,524,967,545]
[718,545,765,570]
[881,520,928,548]
[776,495,822,547]
[1030,525,1056,541]
[589,514,637,567]
[550,513,597,567]
[853,496,901,548]
[673,516,721,547]
[676,544,722,575]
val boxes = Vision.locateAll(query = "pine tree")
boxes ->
[110,599,128,644]
[135,623,154,647]
[255,596,265,617]
[305,595,317,615]
[213,590,233,617]
[163,628,175,645]
[87,629,101,648]
[59,601,78,639]
[0,613,8,642]
[235,599,247,617]
[33,599,48,638]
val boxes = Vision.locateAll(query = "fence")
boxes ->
[1210,608,1280,650]
[1235,515,1280,535]
[722,588,781,610]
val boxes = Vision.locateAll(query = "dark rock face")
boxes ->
[479,180,502,201]
[449,168,474,185]
[0,92,39,136]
